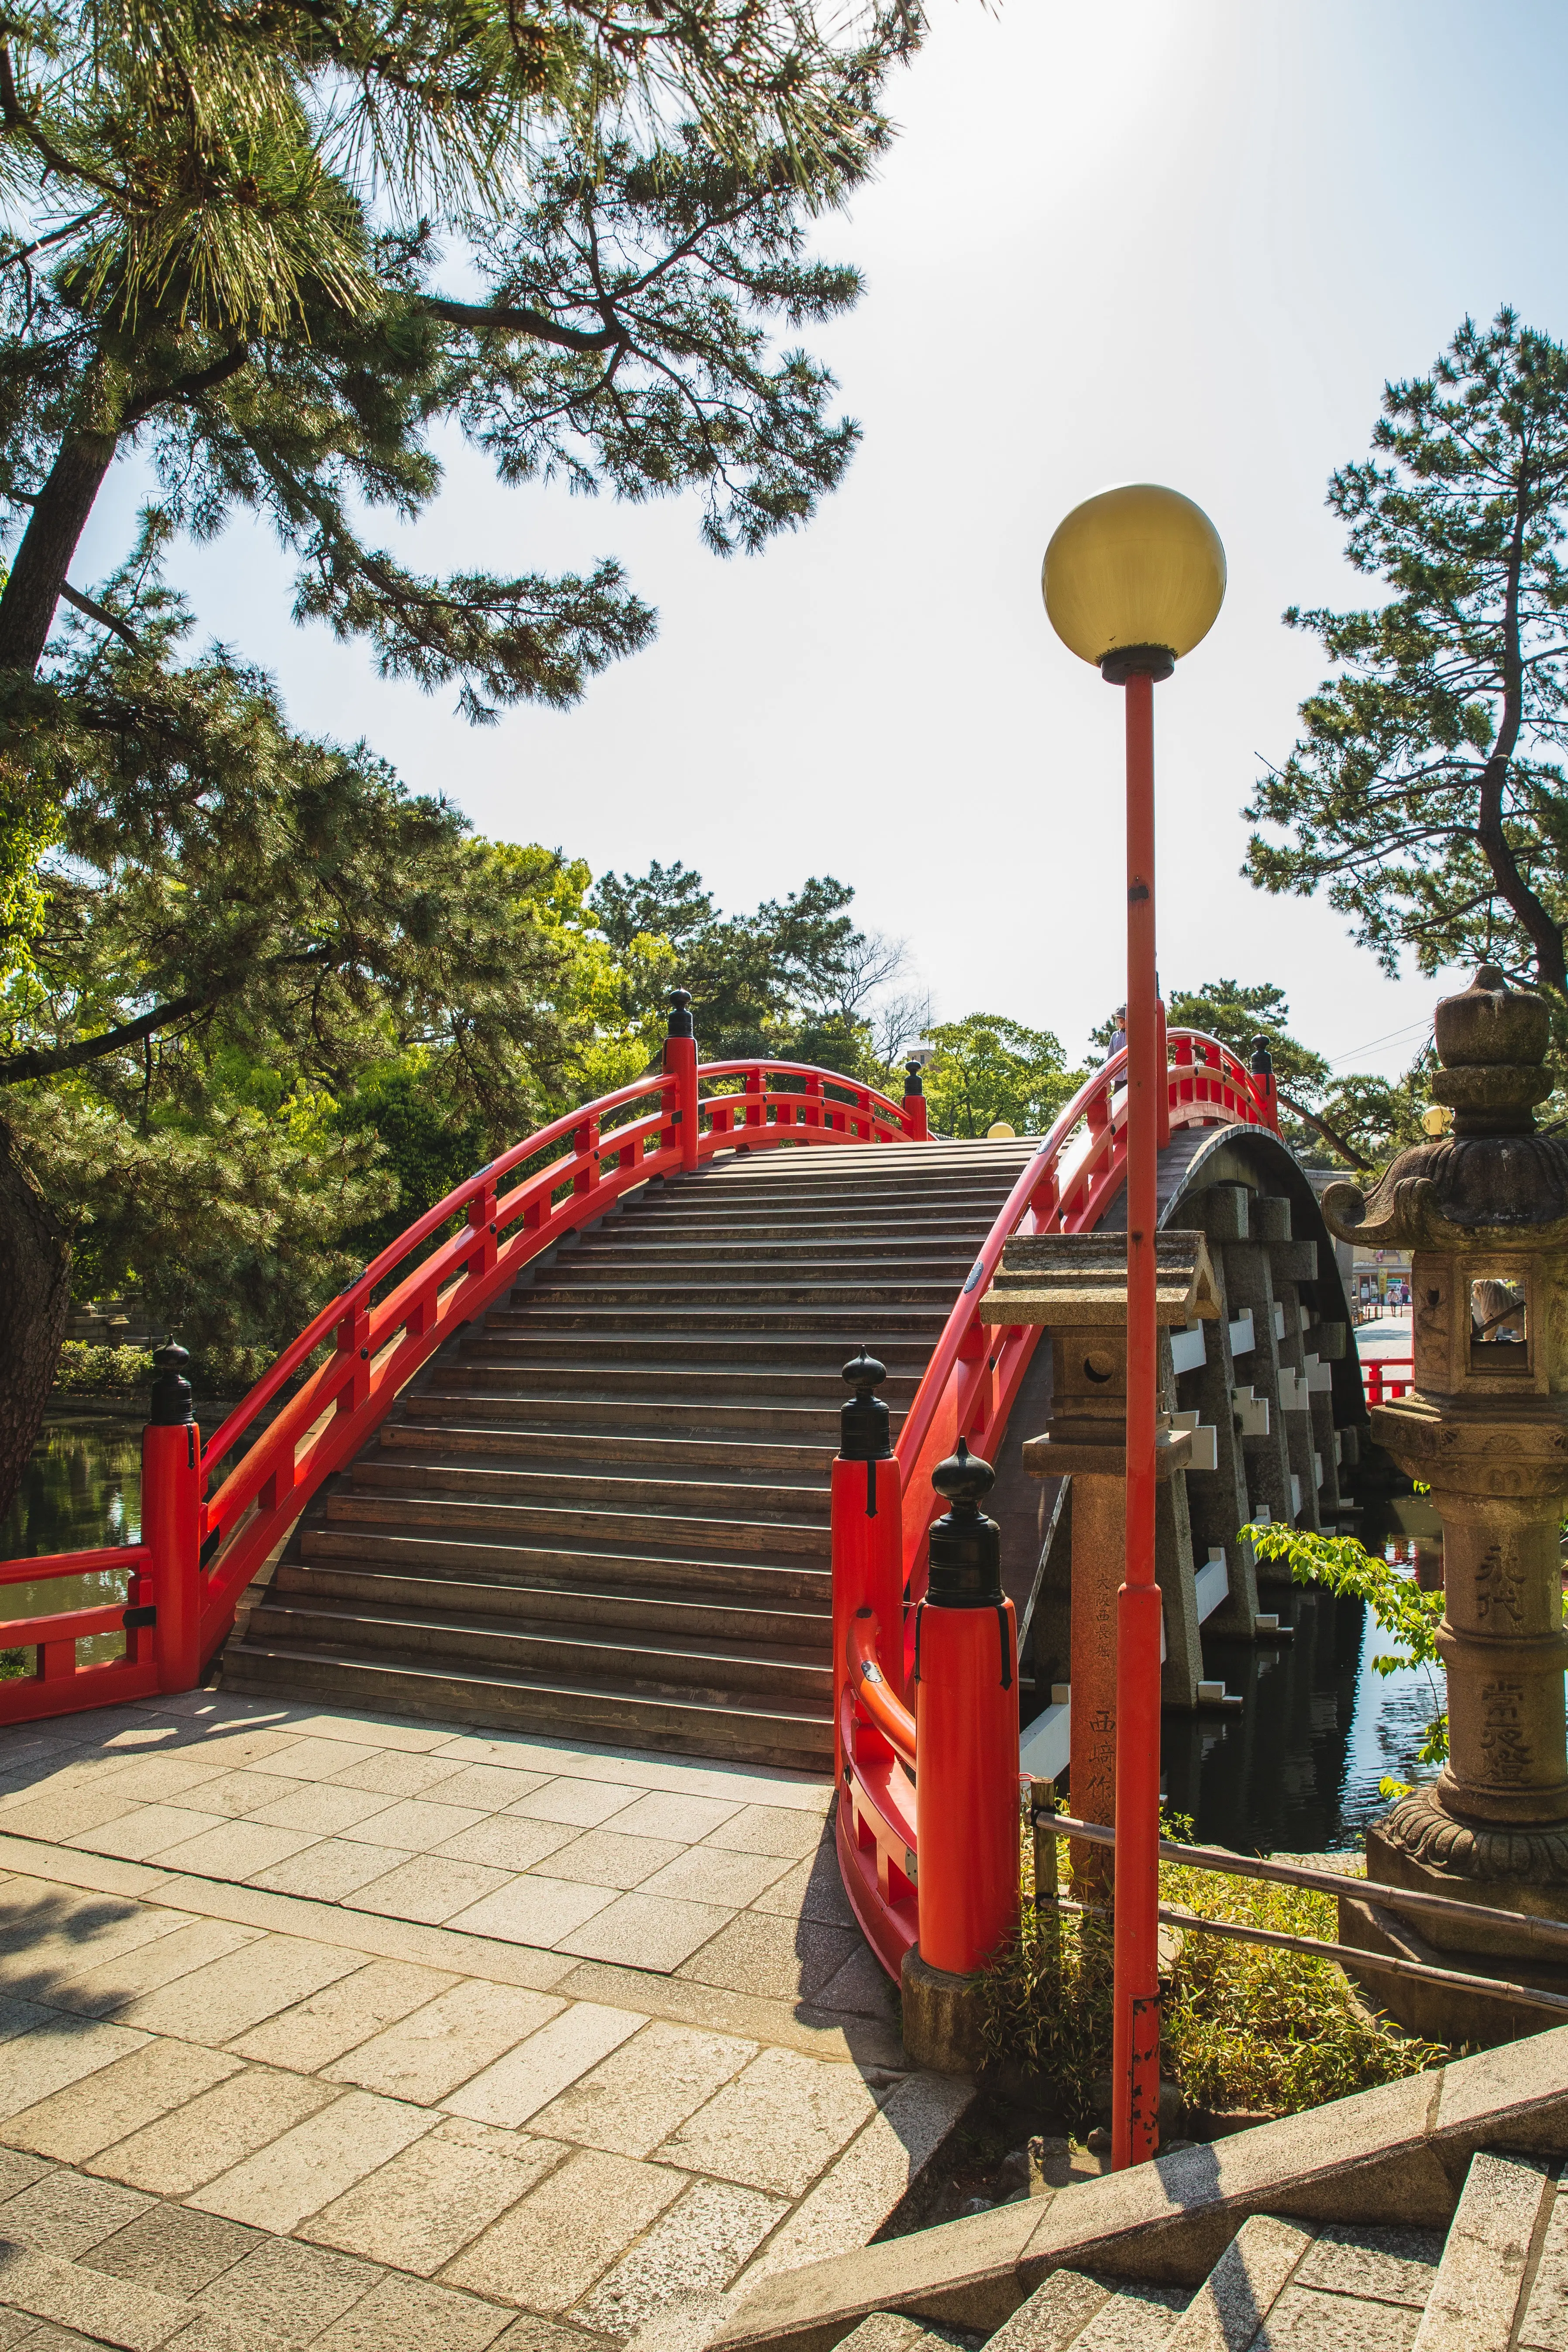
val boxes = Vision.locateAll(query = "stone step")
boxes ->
[983,2272,1191,2349]
[221,1640,835,1767]
[244,1592,832,1702]
[382,1421,833,1474]
[1411,2149,1559,2350]
[273,1556,829,1651]
[347,1456,832,1522]
[301,1524,833,1602]
[510,1281,968,1312]
[325,1487,829,1560]
[400,1393,852,1442]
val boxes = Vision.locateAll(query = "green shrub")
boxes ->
[52,1344,153,1397]
[976,1841,1446,2132]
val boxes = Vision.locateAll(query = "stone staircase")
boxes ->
[220,1137,1035,1765]
[832,2154,1565,2347]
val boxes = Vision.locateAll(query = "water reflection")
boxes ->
[1168,1515,1446,1853]
[0,1414,142,1666]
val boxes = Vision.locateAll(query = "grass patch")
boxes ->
[976,1839,1448,2132]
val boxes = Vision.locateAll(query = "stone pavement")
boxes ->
[0,1691,970,2350]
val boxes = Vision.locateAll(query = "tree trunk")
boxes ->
[0,1120,72,1526]
[0,430,118,675]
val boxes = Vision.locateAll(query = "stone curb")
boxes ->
[707,2026,1568,2352]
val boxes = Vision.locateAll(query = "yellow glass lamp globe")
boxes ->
[1042,484,1226,671]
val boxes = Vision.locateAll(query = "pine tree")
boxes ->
[0,0,925,1510]
[1247,309,1568,1008]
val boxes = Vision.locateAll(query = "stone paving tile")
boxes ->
[0,2236,189,2349]
[89,2067,337,2197]
[140,1822,322,1885]
[443,1877,617,1950]
[530,2021,756,2160]
[339,1801,486,1853]
[0,2166,152,2258]
[324,1982,563,2105]
[242,1840,417,1905]
[699,1809,829,1863]
[79,2204,265,2297]
[574,2178,786,2341]
[442,2147,687,2313]
[0,2305,39,2346]
[0,2152,55,2201]
[0,2038,242,2164]
[601,1797,743,1847]
[195,2234,384,2345]
[160,1730,305,1772]
[228,1960,456,2074]
[1522,2179,1568,2350]
[555,1895,734,1975]
[675,1912,857,2003]
[251,1740,385,1785]
[506,1782,641,1831]
[168,1771,306,1819]
[656,2046,877,2198]
[242,1786,402,1838]
[1294,2224,1443,2309]
[433,1820,580,1875]
[45,1922,262,2021]
[444,2003,643,2129]
[429,1767,554,1812]
[312,2273,517,2352]
[536,1834,686,1894]
[347,1857,514,1928]
[809,1944,898,2022]
[192,2090,437,2233]
[286,1713,453,1757]
[488,2317,604,2352]
[0,1795,137,1847]
[0,2020,148,2123]
[111,1936,362,2046]
[303,2117,564,2275]
[66,1807,230,1865]
[635,1850,792,1910]
[1253,2284,1421,2348]
[748,1846,858,1930]
[79,1759,230,1809]
[0,2007,54,2060]
[741,2072,973,2281]
[327,1753,473,1800]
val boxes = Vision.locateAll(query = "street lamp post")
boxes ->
[1041,484,1226,2169]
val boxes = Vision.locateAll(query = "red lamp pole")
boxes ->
[1112,665,1163,2170]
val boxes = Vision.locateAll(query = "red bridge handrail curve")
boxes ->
[0,1044,925,1716]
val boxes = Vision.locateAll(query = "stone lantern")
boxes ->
[1322,965,1568,2022]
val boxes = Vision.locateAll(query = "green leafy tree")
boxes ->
[921,1014,1080,1139]
[589,859,905,1074]
[1166,978,1432,1173]
[0,0,924,1510]
[1246,309,1568,1010]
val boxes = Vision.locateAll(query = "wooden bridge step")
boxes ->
[301,1527,832,1603]
[325,1488,830,1559]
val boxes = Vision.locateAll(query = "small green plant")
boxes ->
[51,1344,154,1398]
[977,1833,1447,2130]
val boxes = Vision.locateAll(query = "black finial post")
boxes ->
[1250,1035,1274,1076]
[904,1057,924,1098]
[667,989,694,1040]
[839,1348,891,1462]
[149,1341,194,1428]
[926,1437,1002,1603]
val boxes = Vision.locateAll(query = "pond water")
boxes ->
[0,1413,142,1665]
[3,1417,1450,1844]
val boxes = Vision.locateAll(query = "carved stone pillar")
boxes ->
[1322,966,1568,2024]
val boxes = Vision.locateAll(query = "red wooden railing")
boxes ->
[1364,1355,1415,1405]
[0,1039,924,1724]
[835,1028,1280,1981]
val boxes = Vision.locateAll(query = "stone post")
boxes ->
[1323,966,1568,2029]
[980,1232,1218,1884]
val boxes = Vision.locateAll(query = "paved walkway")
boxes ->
[0,1692,966,2351]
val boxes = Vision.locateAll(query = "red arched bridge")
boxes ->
[0,1006,1366,1973]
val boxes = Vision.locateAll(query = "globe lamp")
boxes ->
[1042,484,1226,679]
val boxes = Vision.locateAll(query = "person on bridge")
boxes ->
[1104,1004,1127,1063]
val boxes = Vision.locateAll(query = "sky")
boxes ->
[78,0,1568,1076]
